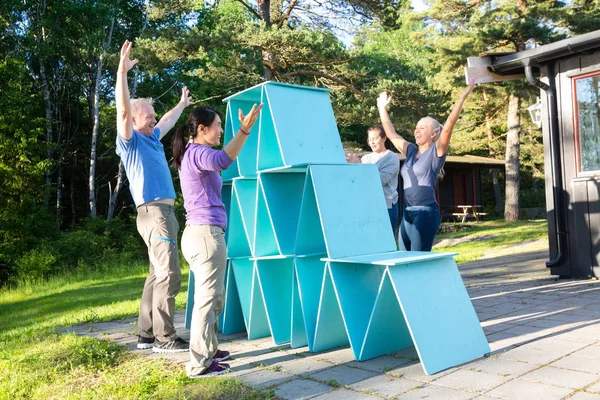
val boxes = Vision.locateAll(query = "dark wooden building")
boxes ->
[472,30,600,278]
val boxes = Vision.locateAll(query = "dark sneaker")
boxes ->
[137,335,154,349]
[214,349,230,362]
[153,337,189,353]
[186,360,230,378]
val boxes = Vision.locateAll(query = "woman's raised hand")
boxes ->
[238,103,264,133]
[377,92,392,109]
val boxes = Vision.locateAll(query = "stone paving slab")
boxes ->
[61,249,600,399]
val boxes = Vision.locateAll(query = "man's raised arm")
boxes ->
[156,87,194,140]
[116,40,138,141]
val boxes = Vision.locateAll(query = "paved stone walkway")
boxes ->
[60,249,600,399]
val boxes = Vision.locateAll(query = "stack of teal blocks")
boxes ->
[185,82,490,375]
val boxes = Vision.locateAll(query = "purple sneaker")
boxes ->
[214,349,231,362]
[186,360,229,378]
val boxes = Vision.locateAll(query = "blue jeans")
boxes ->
[388,203,398,237]
[399,201,440,252]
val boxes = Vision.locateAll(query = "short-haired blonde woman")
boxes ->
[377,80,476,251]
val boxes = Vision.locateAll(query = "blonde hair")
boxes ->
[419,116,445,181]
[420,116,443,142]
[130,98,153,116]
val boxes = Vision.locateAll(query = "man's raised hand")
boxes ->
[118,40,138,74]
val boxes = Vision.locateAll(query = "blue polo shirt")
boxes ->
[116,127,176,207]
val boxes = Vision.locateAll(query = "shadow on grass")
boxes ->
[0,272,189,336]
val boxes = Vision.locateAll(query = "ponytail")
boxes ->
[171,106,220,169]
[172,126,188,169]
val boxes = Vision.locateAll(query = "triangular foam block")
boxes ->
[388,257,490,374]
[227,182,252,258]
[328,261,385,358]
[257,96,284,171]
[291,267,308,348]
[360,270,412,360]
[221,261,246,335]
[295,172,326,256]
[293,256,326,350]
[256,258,294,344]
[253,180,279,257]
[312,264,349,352]
[259,172,305,255]
[308,164,396,258]
[263,83,345,169]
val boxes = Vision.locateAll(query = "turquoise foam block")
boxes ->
[256,258,294,344]
[222,183,232,244]
[309,164,397,258]
[231,258,270,340]
[293,256,327,350]
[388,257,490,374]
[222,85,263,181]
[254,171,306,256]
[227,178,257,258]
[261,83,345,170]
[312,264,350,352]
[324,251,489,374]
[295,172,327,256]
[221,261,246,334]
[184,269,195,330]
[257,94,284,171]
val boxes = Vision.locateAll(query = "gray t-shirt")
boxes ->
[361,149,400,208]
[400,143,446,206]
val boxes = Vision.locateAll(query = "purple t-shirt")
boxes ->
[179,144,234,228]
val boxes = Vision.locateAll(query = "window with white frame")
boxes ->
[574,71,600,173]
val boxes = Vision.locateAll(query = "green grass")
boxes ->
[433,219,548,264]
[0,263,275,400]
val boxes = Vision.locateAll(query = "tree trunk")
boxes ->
[70,174,76,229]
[107,161,125,220]
[504,93,521,222]
[482,89,504,214]
[89,17,115,218]
[56,164,62,230]
[40,61,53,207]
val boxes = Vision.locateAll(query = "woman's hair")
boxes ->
[172,106,220,169]
[418,117,446,180]
[367,125,391,149]
[420,117,444,142]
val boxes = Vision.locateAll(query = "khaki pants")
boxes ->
[136,203,181,342]
[181,224,227,373]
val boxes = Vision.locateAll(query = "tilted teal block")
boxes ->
[256,94,284,172]
[387,257,490,374]
[256,258,294,344]
[222,87,262,181]
[254,171,306,256]
[259,83,345,171]
[221,261,246,334]
[291,266,308,348]
[306,164,397,258]
[185,269,195,330]
[312,264,350,352]
[231,258,271,340]
[360,271,412,359]
[324,251,490,374]
[327,262,402,359]
[227,179,257,258]
[295,172,327,256]
[292,256,327,349]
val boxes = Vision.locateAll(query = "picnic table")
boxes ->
[455,205,486,223]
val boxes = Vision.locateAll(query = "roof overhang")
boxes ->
[465,29,600,82]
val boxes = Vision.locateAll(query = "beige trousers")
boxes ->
[136,203,181,342]
[181,224,227,373]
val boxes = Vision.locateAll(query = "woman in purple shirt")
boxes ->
[172,103,262,378]
[377,79,476,251]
